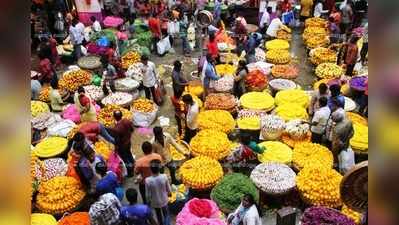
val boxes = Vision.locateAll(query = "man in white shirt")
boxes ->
[91,16,102,33]
[182,94,199,143]
[313,0,328,17]
[310,97,331,144]
[140,55,158,103]
[259,7,272,33]
[69,18,85,60]
[266,17,283,38]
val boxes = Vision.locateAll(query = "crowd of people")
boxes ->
[31,0,368,224]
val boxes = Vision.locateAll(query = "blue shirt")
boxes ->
[96,171,119,195]
[120,204,152,225]
[204,63,219,89]
[328,95,345,110]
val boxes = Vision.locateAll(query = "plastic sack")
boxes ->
[132,105,158,127]
[97,36,110,47]
[47,119,76,137]
[157,36,171,55]
[212,75,234,92]
[247,61,273,75]
[338,147,355,174]
[115,77,140,92]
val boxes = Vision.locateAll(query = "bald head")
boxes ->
[113,110,123,121]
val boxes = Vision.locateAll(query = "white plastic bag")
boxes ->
[132,104,158,127]
[167,21,180,36]
[338,147,355,174]
[47,119,76,137]
[157,36,171,55]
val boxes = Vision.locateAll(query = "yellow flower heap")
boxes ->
[346,112,368,126]
[275,103,308,121]
[275,89,310,108]
[303,27,328,41]
[190,129,231,160]
[292,142,333,170]
[197,110,235,133]
[266,49,291,64]
[59,70,92,92]
[33,137,68,158]
[310,47,337,65]
[296,165,343,208]
[215,64,237,76]
[315,63,344,79]
[122,51,140,69]
[179,156,223,189]
[305,17,328,28]
[31,101,50,117]
[185,81,204,97]
[94,140,113,161]
[97,104,133,127]
[31,213,57,225]
[240,92,275,111]
[265,39,290,50]
[237,117,261,130]
[132,98,155,112]
[36,176,85,214]
[258,141,293,164]
[350,124,368,152]
[341,205,362,224]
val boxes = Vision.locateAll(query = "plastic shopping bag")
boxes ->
[338,147,355,174]
[157,36,171,55]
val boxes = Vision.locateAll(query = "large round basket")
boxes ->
[173,140,192,167]
[77,55,102,70]
[197,10,213,27]
[246,24,259,33]
[340,161,368,212]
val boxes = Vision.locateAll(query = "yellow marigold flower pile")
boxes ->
[265,39,290,50]
[31,213,57,225]
[94,140,113,161]
[36,176,85,214]
[303,27,328,41]
[275,103,308,121]
[215,64,237,76]
[240,92,275,111]
[121,51,140,69]
[258,141,292,164]
[305,17,328,28]
[132,98,156,112]
[59,70,92,92]
[185,85,204,97]
[292,142,333,170]
[97,104,133,127]
[31,100,50,117]
[341,205,362,224]
[275,89,310,108]
[197,110,235,133]
[350,124,368,152]
[281,132,312,148]
[179,156,223,190]
[346,112,368,126]
[33,137,68,158]
[310,47,337,65]
[266,49,291,64]
[190,129,231,160]
[39,86,50,102]
[237,117,261,130]
[296,165,343,208]
[315,63,344,79]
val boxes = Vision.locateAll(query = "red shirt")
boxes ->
[79,95,91,107]
[344,43,358,65]
[39,58,54,80]
[148,17,161,38]
[281,2,292,12]
[110,119,134,147]
[79,122,101,142]
[207,40,219,59]
[49,38,58,57]
[105,48,116,63]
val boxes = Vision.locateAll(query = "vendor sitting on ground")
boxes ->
[49,79,66,112]
[226,133,265,172]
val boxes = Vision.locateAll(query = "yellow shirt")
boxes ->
[301,0,314,17]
